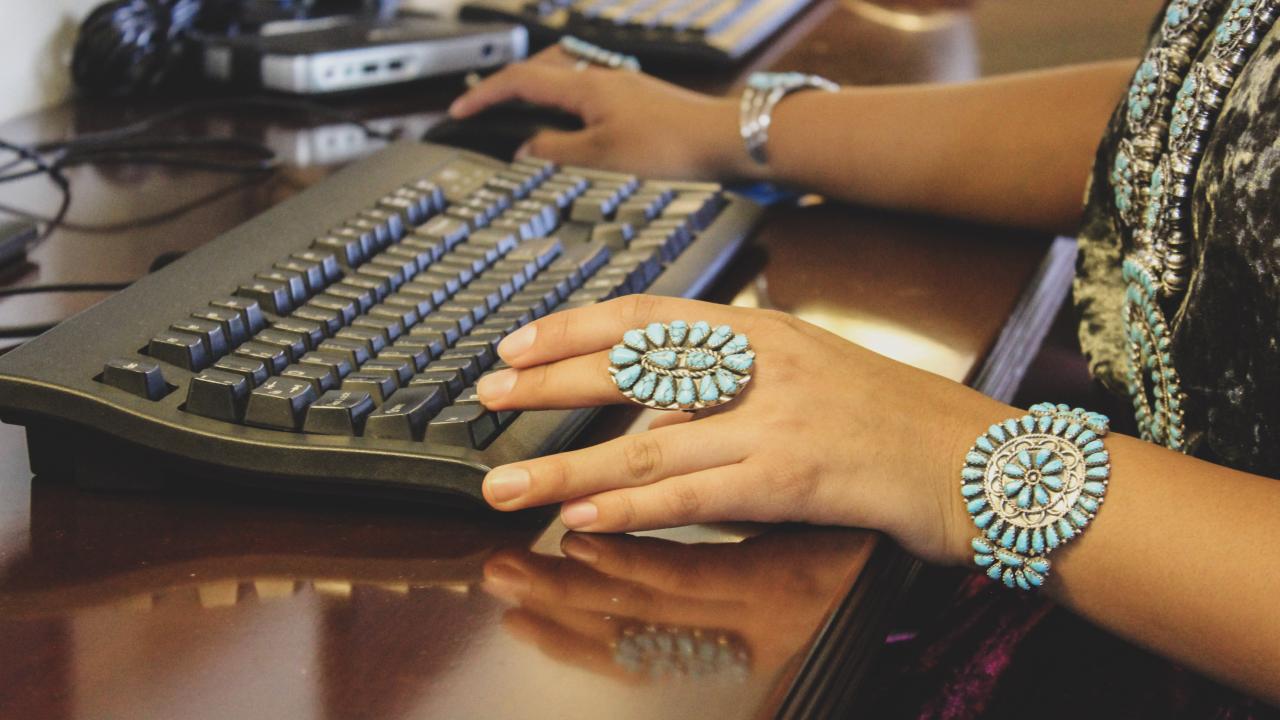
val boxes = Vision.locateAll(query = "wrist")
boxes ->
[694,96,769,183]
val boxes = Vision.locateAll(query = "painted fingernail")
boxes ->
[498,323,537,360]
[561,501,598,529]
[483,560,531,598]
[561,534,599,563]
[485,466,531,503]
[477,369,517,404]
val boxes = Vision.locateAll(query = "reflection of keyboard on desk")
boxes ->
[460,0,815,67]
[0,141,761,506]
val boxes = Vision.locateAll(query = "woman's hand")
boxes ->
[477,295,1015,565]
[448,47,750,180]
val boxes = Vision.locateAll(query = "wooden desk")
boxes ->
[0,2,1159,718]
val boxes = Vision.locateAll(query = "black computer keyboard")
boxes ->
[0,141,760,506]
[459,0,813,67]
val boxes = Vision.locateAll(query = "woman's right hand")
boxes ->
[448,47,753,181]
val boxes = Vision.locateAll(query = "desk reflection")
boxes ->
[483,528,875,686]
[0,479,881,720]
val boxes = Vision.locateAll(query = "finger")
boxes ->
[648,411,694,430]
[515,127,605,166]
[478,351,617,409]
[482,416,746,509]
[502,608,644,683]
[448,63,588,119]
[496,295,758,368]
[560,461,789,533]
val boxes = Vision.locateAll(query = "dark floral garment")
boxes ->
[863,2,1280,716]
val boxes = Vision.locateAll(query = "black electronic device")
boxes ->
[0,141,760,506]
[458,0,815,68]
[202,16,529,94]
[422,101,583,159]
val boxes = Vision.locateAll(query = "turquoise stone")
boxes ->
[987,564,1003,581]
[610,347,640,366]
[668,320,688,346]
[1082,481,1107,495]
[645,349,678,368]
[1064,423,1082,440]
[988,424,1006,443]
[1015,529,1029,553]
[1033,486,1050,505]
[1057,520,1075,539]
[965,451,988,466]
[974,510,995,528]
[1021,416,1035,433]
[1078,497,1099,513]
[1036,416,1051,433]
[698,375,719,403]
[1040,458,1064,475]
[1028,558,1050,574]
[676,377,696,406]
[966,498,988,514]
[1068,509,1089,527]
[645,322,666,347]
[1003,463,1025,479]
[975,436,995,454]
[687,321,711,346]
[986,522,1003,540]
[1041,474,1063,491]
[1017,486,1033,509]
[1024,567,1045,587]
[1076,430,1097,446]
[1032,529,1045,553]
[614,364,642,390]
[686,350,717,370]
[722,333,749,354]
[961,483,984,497]
[1004,479,1024,496]
[961,467,983,482]
[1046,525,1060,549]
[623,329,648,351]
[1015,573,1031,591]
[974,554,996,568]
[654,376,675,405]
[1000,525,1016,549]
[633,371,657,401]
[1002,569,1016,588]
[706,324,733,349]
[1082,439,1105,454]
[971,538,992,553]
[1016,450,1033,468]
[1085,467,1110,480]
[995,549,1023,568]
[722,352,754,373]
[1051,418,1067,435]
[714,369,738,394]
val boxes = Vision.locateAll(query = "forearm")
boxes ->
[711,59,1136,234]
[939,408,1280,704]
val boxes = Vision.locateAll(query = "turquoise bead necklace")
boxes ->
[1109,0,1278,451]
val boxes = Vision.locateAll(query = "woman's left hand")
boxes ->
[477,295,1015,566]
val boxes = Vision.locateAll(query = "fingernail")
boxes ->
[477,369,517,404]
[485,466,531,504]
[447,98,465,117]
[561,534,599,563]
[561,501,598,529]
[483,561,530,598]
[513,141,532,160]
[498,324,537,360]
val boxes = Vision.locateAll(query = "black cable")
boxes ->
[0,282,132,298]
[0,140,71,243]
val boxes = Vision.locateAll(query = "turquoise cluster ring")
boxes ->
[608,321,754,410]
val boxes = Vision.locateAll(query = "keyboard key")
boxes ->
[170,318,229,359]
[234,341,289,374]
[351,315,405,343]
[342,273,391,301]
[210,297,267,334]
[290,305,344,336]
[335,326,388,355]
[307,294,359,324]
[506,237,563,269]
[255,328,307,363]
[102,357,168,400]
[304,390,376,435]
[275,256,330,292]
[236,280,293,315]
[271,317,326,350]
[356,264,405,292]
[377,346,428,372]
[414,216,469,250]
[445,342,496,369]
[383,292,434,317]
[290,250,342,283]
[280,363,338,396]
[298,351,354,381]
[342,373,397,404]
[312,235,363,267]
[213,355,269,387]
[186,368,251,422]
[255,269,308,305]
[316,338,371,367]
[364,386,448,440]
[368,302,420,328]
[394,335,445,362]
[399,279,452,305]
[190,307,249,347]
[431,355,481,383]
[408,368,465,400]
[244,377,317,431]
[149,331,209,371]
[361,358,413,385]
[346,217,390,249]
[427,404,500,448]
[325,283,376,312]
[590,222,635,250]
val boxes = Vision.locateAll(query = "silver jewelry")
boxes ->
[608,321,753,410]
[559,36,640,72]
[739,72,838,166]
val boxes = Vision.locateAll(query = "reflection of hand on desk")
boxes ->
[484,527,875,683]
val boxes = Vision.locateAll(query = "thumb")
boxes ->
[516,127,604,166]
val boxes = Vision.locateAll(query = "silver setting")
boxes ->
[739,72,838,166]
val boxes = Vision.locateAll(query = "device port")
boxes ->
[481,43,495,58]
[362,63,378,74]
[388,59,405,71]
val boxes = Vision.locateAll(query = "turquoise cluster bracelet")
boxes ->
[961,403,1112,590]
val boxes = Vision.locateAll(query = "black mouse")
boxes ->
[423,101,584,161]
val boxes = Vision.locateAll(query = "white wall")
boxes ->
[0,0,103,122]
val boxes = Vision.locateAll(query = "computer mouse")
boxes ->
[423,101,584,161]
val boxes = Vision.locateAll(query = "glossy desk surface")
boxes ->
[0,2,1159,718]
